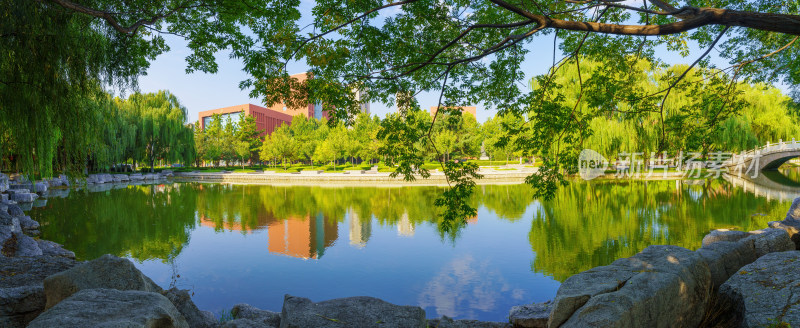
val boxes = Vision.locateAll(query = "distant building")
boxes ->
[265,72,332,120]
[429,106,476,118]
[353,88,370,115]
[198,104,292,136]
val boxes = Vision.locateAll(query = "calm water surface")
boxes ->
[28,170,800,321]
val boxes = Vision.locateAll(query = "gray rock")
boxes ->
[427,316,511,327]
[769,219,800,250]
[548,245,710,328]
[43,254,163,309]
[223,318,269,328]
[508,302,550,328]
[232,303,281,327]
[32,182,47,194]
[718,250,800,327]
[36,240,75,259]
[696,240,757,288]
[0,255,77,327]
[130,173,145,181]
[18,216,39,231]
[163,288,217,328]
[0,231,43,257]
[702,229,749,247]
[787,197,800,221]
[6,204,23,217]
[1,194,7,202]
[28,288,189,328]
[280,295,426,328]
[9,193,37,203]
[740,228,795,257]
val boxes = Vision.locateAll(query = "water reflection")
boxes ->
[26,170,800,321]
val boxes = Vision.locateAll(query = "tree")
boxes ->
[203,115,224,167]
[12,0,800,225]
[269,126,298,170]
[236,113,262,165]
[128,91,191,172]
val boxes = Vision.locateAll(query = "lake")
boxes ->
[28,170,800,321]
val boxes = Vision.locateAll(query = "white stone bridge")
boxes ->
[724,139,800,172]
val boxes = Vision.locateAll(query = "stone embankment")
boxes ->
[3,170,800,327]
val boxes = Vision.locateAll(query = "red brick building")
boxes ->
[198,104,292,136]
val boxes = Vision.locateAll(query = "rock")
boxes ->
[696,240,757,288]
[769,220,800,249]
[740,228,795,257]
[130,173,145,181]
[163,288,218,328]
[36,240,75,259]
[232,303,281,327]
[0,255,78,327]
[427,316,511,327]
[787,197,800,221]
[718,250,800,327]
[548,245,710,328]
[1,194,7,202]
[508,302,551,328]
[280,295,426,328]
[43,254,162,309]
[28,288,189,328]
[702,229,749,247]
[6,203,23,217]
[18,216,39,231]
[1,231,43,257]
[9,193,37,203]
[32,182,47,194]
[223,318,269,328]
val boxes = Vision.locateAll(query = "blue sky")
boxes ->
[135,7,759,124]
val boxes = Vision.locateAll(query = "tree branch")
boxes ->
[47,0,192,35]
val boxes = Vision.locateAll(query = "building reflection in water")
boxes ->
[200,211,339,260]
[397,212,415,237]
[267,213,338,259]
[348,209,371,248]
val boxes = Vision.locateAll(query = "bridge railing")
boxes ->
[729,138,800,163]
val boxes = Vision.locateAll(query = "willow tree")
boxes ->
[126,91,193,172]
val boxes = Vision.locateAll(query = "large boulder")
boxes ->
[43,254,162,309]
[231,303,281,327]
[163,288,218,328]
[427,316,511,327]
[718,251,800,327]
[701,229,749,247]
[0,226,43,258]
[696,240,757,288]
[0,255,78,327]
[280,295,426,328]
[508,302,551,328]
[739,228,795,257]
[28,288,189,328]
[768,197,800,249]
[548,245,710,328]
